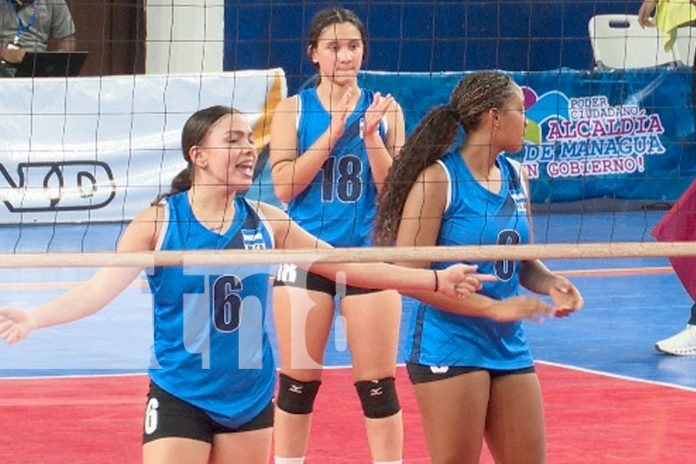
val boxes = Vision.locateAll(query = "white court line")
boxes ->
[0,371,148,381]
[535,359,696,393]
[5,361,695,395]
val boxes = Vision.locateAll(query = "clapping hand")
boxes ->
[362,92,395,137]
[327,87,355,143]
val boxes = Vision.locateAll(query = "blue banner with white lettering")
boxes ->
[360,68,696,204]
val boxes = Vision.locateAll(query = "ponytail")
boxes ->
[375,71,518,245]
[151,165,192,205]
[374,105,459,245]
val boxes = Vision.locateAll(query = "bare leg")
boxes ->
[485,372,546,464]
[412,371,491,464]
[273,286,334,459]
[209,428,272,464]
[342,290,403,462]
[142,438,211,464]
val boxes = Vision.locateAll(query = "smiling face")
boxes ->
[190,113,257,192]
[310,21,365,85]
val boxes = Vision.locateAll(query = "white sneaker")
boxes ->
[655,325,696,355]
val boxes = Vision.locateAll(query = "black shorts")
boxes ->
[406,362,536,385]
[142,382,274,444]
[274,263,378,297]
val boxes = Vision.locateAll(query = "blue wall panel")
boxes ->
[224,1,643,92]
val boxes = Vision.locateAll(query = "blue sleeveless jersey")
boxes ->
[406,151,534,369]
[286,87,386,247]
[147,192,276,428]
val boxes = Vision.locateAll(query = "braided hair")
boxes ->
[374,72,517,244]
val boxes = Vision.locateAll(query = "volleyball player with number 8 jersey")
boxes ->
[375,72,585,463]
[269,7,407,464]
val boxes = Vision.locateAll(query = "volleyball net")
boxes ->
[0,0,695,266]
[1,6,696,464]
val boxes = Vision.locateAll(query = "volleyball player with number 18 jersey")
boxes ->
[269,7,407,464]
[286,86,384,247]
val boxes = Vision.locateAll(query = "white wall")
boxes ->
[145,0,225,74]
[676,27,696,67]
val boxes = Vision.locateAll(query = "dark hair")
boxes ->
[374,71,517,245]
[307,7,368,77]
[153,105,240,204]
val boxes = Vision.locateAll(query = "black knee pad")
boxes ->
[276,373,321,415]
[354,377,401,419]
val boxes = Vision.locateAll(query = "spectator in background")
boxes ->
[652,179,696,356]
[638,0,696,133]
[0,0,75,69]
[639,0,696,355]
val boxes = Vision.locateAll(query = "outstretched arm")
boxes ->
[258,202,486,298]
[0,205,163,344]
[393,164,555,322]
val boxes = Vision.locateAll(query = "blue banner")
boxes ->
[359,68,696,204]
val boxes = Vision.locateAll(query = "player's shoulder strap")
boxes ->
[505,157,528,198]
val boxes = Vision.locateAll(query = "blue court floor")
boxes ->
[0,210,694,390]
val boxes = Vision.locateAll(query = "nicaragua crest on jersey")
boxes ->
[241,229,267,250]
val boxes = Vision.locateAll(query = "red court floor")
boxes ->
[0,363,694,463]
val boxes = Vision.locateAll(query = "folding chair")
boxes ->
[588,14,681,69]
[675,26,696,66]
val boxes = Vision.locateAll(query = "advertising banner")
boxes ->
[360,68,696,204]
[0,69,286,224]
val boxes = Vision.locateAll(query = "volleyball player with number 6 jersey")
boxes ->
[269,7,407,464]
[0,105,489,464]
